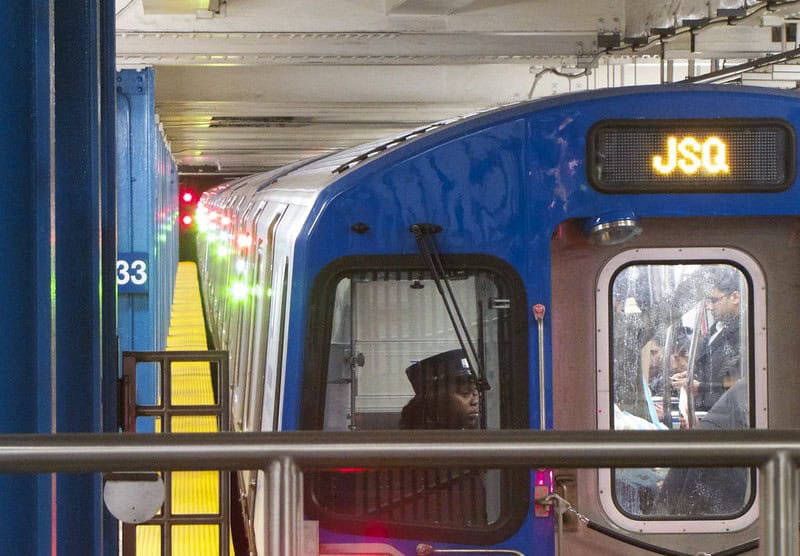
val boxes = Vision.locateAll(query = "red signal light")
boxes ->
[180,187,198,229]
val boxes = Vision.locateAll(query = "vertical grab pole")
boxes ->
[267,461,281,556]
[296,466,305,554]
[534,304,547,430]
[760,452,798,556]
[267,457,301,555]
[282,458,300,556]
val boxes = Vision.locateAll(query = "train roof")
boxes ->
[212,83,800,204]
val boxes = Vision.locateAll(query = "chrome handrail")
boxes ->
[1,429,798,555]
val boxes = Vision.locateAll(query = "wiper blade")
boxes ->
[410,223,489,391]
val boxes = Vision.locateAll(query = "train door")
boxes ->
[551,216,800,555]
[233,202,287,549]
[229,199,264,430]
[219,195,249,348]
[242,203,285,435]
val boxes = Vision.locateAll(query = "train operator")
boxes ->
[400,349,482,430]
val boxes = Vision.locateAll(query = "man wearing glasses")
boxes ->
[672,266,743,413]
[656,267,749,515]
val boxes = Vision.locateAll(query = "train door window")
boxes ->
[303,257,528,544]
[236,201,266,429]
[596,248,766,533]
[230,201,264,430]
[244,205,285,433]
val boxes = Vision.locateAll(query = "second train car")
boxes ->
[196,84,800,555]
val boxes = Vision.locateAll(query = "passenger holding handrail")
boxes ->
[672,267,743,417]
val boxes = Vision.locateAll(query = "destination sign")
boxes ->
[588,119,795,193]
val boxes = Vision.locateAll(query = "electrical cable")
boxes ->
[712,539,759,556]
[548,492,762,556]
[116,0,137,16]
[585,520,693,556]
[527,0,800,98]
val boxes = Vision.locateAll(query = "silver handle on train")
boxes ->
[534,304,547,430]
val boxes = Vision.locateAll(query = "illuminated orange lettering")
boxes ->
[652,136,678,174]
[702,136,730,174]
[652,135,730,176]
[677,137,702,174]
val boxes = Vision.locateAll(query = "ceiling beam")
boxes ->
[117,30,597,65]
[386,0,480,15]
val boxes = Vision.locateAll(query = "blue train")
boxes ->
[196,84,800,555]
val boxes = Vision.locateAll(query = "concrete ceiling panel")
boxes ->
[116,0,800,175]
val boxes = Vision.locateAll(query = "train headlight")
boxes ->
[585,212,642,246]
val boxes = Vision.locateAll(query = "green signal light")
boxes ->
[230,281,249,301]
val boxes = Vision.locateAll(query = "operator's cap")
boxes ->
[405,349,472,395]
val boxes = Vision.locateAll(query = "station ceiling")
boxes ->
[116,0,800,177]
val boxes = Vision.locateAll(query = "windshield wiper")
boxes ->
[410,223,489,391]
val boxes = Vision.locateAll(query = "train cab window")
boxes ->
[596,248,766,532]
[303,259,528,544]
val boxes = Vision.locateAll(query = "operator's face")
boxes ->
[445,382,480,429]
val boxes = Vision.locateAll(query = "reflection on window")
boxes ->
[611,263,752,519]
[313,269,513,534]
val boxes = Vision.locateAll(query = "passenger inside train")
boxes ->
[655,380,750,516]
[672,267,744,416]
[611,263,751,518]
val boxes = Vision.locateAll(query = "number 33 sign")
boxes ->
[117,253,149,293]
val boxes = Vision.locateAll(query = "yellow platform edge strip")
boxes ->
[137,262,231,556]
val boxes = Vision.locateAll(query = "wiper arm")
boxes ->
[410,223,489,391]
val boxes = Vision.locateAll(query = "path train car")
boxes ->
[196,84,800,555]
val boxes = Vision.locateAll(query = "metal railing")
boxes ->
[2,429,799,555]
[120,350,230,555]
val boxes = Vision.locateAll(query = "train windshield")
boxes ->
[609,262,755,520]
[305,262,528,543]
[323,270,506,432]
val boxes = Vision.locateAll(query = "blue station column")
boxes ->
[101,0,120,553]
[0,1,116,554]
[0,1,57,553]
[54,0,118,554]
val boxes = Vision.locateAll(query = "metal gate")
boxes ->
[118,350,230,556]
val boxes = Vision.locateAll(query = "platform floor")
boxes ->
[137,262,231,556]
